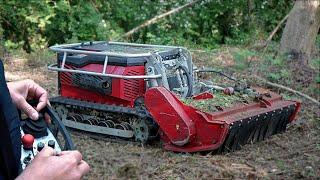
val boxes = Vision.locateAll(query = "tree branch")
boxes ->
[121,0,201,39]
[262,13,290,52]
[90,0,100,14]
[252,75,320,106]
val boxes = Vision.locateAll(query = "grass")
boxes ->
[2,48,55,66]
[182,91,255,112]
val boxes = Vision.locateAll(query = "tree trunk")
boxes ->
[279,0,320,64]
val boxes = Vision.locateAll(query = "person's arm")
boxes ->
[16,147,90,180]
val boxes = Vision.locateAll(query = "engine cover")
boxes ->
[58,58,146,107]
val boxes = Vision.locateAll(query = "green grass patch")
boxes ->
[232,49,256,71]
[182,91,255,112]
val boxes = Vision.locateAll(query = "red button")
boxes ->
[21,134,34,149]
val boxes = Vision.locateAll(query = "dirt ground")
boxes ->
[3,53,319,179]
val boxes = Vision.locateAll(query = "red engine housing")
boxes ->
[59,64,145,107]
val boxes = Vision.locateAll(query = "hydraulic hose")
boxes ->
[196,68,240,83]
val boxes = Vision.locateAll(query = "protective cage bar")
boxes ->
[48,41,185,80]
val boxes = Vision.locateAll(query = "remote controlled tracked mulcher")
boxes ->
[48,41,300,153]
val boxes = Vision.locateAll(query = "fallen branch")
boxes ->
[252,75,320,106]
[121,0,201,38]
[262,13,290,52]
[266,14,290,44]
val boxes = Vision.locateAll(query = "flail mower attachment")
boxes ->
[145,87,300,153]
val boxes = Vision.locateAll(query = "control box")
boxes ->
[20,128,62,169]
[19,105,74,170]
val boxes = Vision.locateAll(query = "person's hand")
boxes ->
[16,147,90,180]
[7,79,48,120]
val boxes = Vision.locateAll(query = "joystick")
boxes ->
[22,114,48,138]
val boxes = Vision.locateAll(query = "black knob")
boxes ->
[48,140,55,149]
[37,142,45,152]
[22,116,48,138]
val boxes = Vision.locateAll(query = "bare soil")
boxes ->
[3,53,319,179]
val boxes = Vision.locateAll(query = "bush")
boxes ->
[0,0,294,52]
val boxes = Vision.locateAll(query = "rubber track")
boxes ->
[50,96,150,119]
[49,96,158,142]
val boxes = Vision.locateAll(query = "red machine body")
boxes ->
[145,87,300,153]
[59,64,145,107]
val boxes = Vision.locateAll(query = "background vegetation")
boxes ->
[0,0,295,52]
[0,0,318,100]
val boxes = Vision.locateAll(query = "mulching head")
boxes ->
[216,104,296,153]
[145,87,300,153]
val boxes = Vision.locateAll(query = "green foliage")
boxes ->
[309,58,320,88]
[232,49,256,70]
[0,0,294,52]
[267,73,281,81]
[265,56,292,84]
[315,75,320,84]
[182,91,255,112]
[310,57,320,71]
[271,57,285,67]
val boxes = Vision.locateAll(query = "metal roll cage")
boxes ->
[48,41,186,80]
